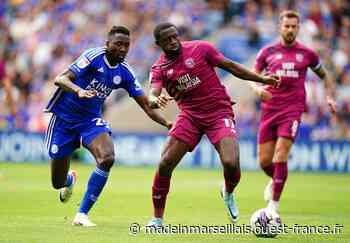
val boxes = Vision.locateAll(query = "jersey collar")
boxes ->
[103,55,119,69]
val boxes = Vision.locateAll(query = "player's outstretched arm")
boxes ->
[216,58,280,88]
[313,66,337,114]
[134,94,172,129]
[54,70,96,99]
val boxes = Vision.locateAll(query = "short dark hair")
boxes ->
[108,26,130,38]
[153,22,177,41]
[279,10,300,23]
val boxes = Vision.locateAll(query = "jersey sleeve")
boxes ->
[149,65,164,89]
[254,48,267,72]
[69,51,93,78]
[121,65,144,97]
[308,49,321,70]
[201,41,225,66]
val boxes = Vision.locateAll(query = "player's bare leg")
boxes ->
[215,136,241,223]
[258,141,276,201]
[50,157,77,203]
[258,141,276,177]
[73,133,115,227]
[147,136,189,227]
[267,137,293,215]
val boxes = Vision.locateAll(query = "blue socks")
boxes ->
[79,167,109,214]
[66,173,73,187]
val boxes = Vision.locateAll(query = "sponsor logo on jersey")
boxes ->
[86,78,113,98]
[176,73,201,91]
[276,62,299,78]
[98,67,104,73]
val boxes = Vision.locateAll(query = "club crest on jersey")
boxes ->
[77,56,90,69]
[296,53,303,62]
[185,58,195,68]
[113,75,122,85]
[167,69,174,78]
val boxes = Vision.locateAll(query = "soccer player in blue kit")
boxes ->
[44,26,172,227]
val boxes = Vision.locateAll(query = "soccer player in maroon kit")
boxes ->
[146,22,280,226]
[251,10,337,219]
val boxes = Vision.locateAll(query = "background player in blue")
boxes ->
[44,26,172,227]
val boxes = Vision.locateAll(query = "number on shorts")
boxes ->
[224,118,235,129]
[291,120,299,137]
[92,118,110,129]
[224,118,236,134]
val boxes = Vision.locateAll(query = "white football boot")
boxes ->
[72,213,97,227]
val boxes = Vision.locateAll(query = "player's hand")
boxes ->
[165,121,173,130]
[262,75,281,88]
[156,94,173,110]
[77,89,97,99]
[326,96,337,114]
[255,86,272,101]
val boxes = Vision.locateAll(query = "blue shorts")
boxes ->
[44,114,112,159]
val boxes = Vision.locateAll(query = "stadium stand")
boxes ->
[0,0,349,140]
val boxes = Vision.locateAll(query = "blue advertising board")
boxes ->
[0,131,349,172]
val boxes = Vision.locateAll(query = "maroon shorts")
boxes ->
[169,112,237,151]
[258,109,302,144]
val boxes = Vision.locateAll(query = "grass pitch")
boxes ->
[0,162,349,243]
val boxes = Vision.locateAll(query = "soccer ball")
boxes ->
[250,208,282,238]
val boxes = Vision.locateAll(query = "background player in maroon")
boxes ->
[146,22,281,226]
[251,10,337,219]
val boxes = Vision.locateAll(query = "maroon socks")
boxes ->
[152,171,171,218]
[272,162,288,201]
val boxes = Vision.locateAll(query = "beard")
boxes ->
[283,33,296,44]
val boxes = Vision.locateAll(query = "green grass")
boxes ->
[0,162,349,243]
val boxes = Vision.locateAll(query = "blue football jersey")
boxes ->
[45,47,144,122]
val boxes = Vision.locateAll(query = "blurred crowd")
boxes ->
[0,0,349,140]
[0,0,227,132]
